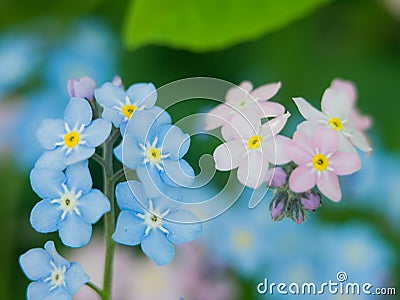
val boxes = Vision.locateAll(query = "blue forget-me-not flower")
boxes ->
[19,241,89,300]
[30,161,110,247]
[35,98,111,170]
[112,181,202,265]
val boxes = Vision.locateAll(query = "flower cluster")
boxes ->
[20,76,202,299]
[207,78,372,223]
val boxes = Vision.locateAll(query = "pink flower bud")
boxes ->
[68,76,96,100]
[270,167,287,188]
[300,191,321,211]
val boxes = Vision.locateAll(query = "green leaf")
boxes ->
[124,0,332,52]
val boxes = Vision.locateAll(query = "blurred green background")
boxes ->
[1,0,399,299]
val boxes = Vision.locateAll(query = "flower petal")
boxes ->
[149,106,172,126]
[330,152,361,175]
[213,140,246,171]
[223,111,260,141]
[226,81,253,103]
[94,82,126,108]
[321,88,351,119]
[83,118,111,148]
[27,282,53,300]
[330,78,356,104]
[125,110,158,143]
[45,286,71,300]
[286,130,315,164]
[313,127,339,154]
[65,161,92,193]
[59,213,92,247]
[260,112,290,137]
[64,98,92,129]
[19,248,52,281]
[102,106,124,128]
[35,148,67,171]
[348,129,372,152]
[64,262,90,295]
[164,210,202,244]
[237,150,269,189]
[116,180,148,212]
[293,97,325,120]
[296,119,321,137]
[30,168,65,199]
[258,101,285,117]
[127,82,157,108]
[288,165,316,193]
[30,199,62,233]
[161,159,195,187]
[78,189,110,224]
[158,125,190,159]
[112,210,146,246]
[36,119,65,150]
[119,133,144,169]
[317,171,341,202]
[251,82,281,101]
[64,145,95,166]
[44,241,68,266]
[204,103,229,131]
[262,135,291,165]
[141,229,174,266]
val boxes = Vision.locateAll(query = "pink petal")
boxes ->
[321,88,351,120]
[349,109,372,131]
[213,140,246,171]
[226,81,253,103]
[260,112,290,137]
[293,97,325,120]
[288,165,316,193]
[316,171,341,202]
[329,152,361,175]
[237,150,269,189]
[251,82,281,101]
[257,101,285,117]
[292,129,316,155]
[330,78,357,104]
[337,133,356,153]
[296,120,321,137]
[313,127,339,154]
[349,129,372,152]
[222,111,260,141]
[205,104,230,131]
[262,135,291,165]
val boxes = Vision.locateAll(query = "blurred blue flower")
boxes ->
[95,81,157,133]
[19,240,89,300]
[30,161,110,247]
[116,109,194,200]
[113,181,202,266]
[35,98,111,170]
[0,34,41,97]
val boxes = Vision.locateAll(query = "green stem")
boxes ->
[86,282,105,299]
[102,128,120,300]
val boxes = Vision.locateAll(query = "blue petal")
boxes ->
[44,286,71,300]
[116,181,147,212]
[36,119,65,150]
[30,199,62,233]
[119,121,128,135]
[64,145,95,166]
[120,133,144,169]
[164,210,202,244]
[64,98,92,129]
[112,210,146,246]
[141,229,174,266]
[102,106,124,128]
[27,281,52,300]
[137,165,183,201]
[35,148,67,171]
[158,125,190,159]
[65,161,92,194]
[94,83,126,108]
[126,82,157,108]
[161,159,194,187]
[19,248,52,280]
[83,118,111,147]
[149,106,171,126]
[113,142,123,163]
[30,168,65,199]
[44,241,69,266]
[78,189,110,224]
[124,110,157,142]
[64,262,89,295]
[59,213,92,247]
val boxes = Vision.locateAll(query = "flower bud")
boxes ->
[300,190,321,211]
[270,167,287,188]
[68,76,96,100]
[112,75,123,87]
[289,199,305,224]
[269,191,288,222]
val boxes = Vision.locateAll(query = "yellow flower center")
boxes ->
[146,147,161,164]
[247,135,262,150]
[328,117,343,131]
[64,132,80,148]
[122,104,137,118]
[312,154,329,171]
